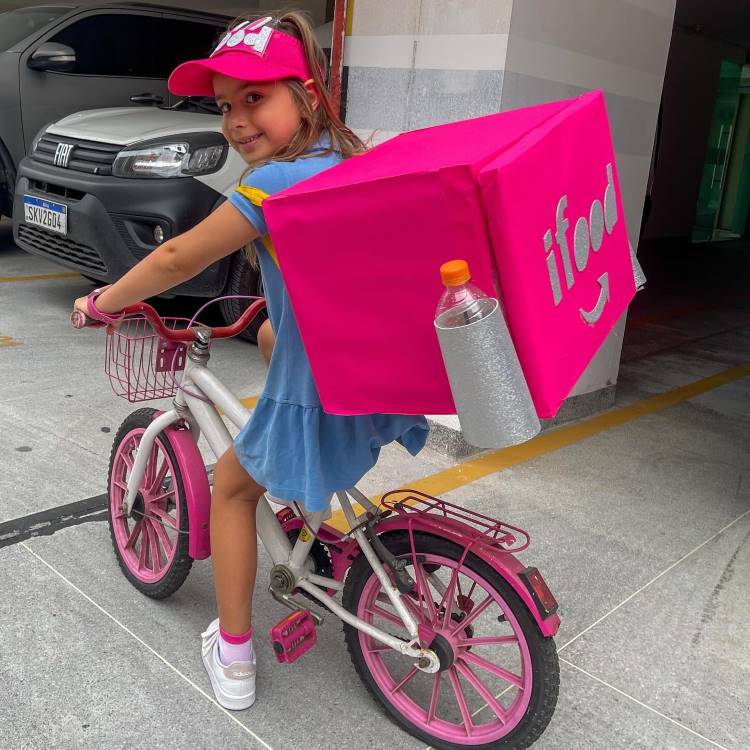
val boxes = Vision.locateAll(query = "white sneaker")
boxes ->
[201,618,256,710]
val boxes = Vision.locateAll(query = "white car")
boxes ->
[13,101,268,341]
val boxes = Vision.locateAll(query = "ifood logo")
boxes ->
[542,163,618,324]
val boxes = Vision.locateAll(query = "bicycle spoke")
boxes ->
[413,563,438,623]
[471,685,514,720]
[461,651,523,688]
[149,459,169,495]
[151,515,174,556]
[426,671,442,725]
[449,594,493,635]
[454,660,508,724]
[366,604,405,628]
[365,641,393,655]
[150,488,175,505]
[145,522,161,572]
[122,451,134,472]
[144,448,158,489]
[437,564,460,625]
[460,635,518,648]
[447,666,475,736]
[112,478,128,492]
[396,590,424,622]
[390,667,418,695]
[138,526,149,571]
[149,506,177,530]
[125,519,143,550]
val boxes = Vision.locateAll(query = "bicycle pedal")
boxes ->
[269,609,317,664]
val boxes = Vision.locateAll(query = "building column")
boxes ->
[342,0,676,421]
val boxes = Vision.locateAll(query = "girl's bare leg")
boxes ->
[258,318,275,366]
[210,446,265,634]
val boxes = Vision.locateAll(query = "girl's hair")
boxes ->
[224,11,367,267]
[227,10,367,165]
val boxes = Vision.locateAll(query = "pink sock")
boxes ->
[218,625,254,665]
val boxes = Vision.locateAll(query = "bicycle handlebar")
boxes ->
[70,298,267,342]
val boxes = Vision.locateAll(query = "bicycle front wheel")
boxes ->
[107,408,193,599]
[342,531,559,750]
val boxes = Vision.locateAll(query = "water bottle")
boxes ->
[435,259,495,327]
[434,259,541,449]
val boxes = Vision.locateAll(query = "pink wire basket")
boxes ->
[105,316,197,402]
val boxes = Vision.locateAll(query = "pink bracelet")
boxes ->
[86,286,125,324]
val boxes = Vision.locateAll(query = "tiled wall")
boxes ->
[343,0,513,135]
[342,0,677,404]
[500,0,676,396]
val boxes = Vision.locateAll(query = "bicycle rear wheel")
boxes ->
[342,532,559,749]
[107,408,193,598]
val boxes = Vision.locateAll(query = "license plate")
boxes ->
[23,195,67,235]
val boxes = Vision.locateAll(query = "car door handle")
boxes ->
[130,93,165,105]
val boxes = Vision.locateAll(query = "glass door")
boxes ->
[692,59,742,242]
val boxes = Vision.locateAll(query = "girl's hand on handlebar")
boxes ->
[71,295,102,329]
[71,294,124,330]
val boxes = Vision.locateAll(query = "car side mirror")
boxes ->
[28,43,76,72]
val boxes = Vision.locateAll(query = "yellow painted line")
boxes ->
[215,394,258,418]
[326,361,750,532]
[0,272,80,283]
[345,0,355,36]
[240,395,258,409]
[0,335,22,348]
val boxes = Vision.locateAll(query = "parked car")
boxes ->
[0,3,231,220]
[6,3,268,341]
[13,103,270,338]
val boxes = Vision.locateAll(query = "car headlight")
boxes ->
[112,133,227,178]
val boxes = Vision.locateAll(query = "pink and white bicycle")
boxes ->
[79,299,561,749]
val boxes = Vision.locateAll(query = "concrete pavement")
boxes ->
[1,223,748,749]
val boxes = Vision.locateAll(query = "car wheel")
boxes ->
[0,163,13,219]
[219,250,267,344]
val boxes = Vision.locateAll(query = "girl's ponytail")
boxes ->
[274,11,366,160]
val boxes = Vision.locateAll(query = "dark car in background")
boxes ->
[3,3,271,341]
[0,3,230,220]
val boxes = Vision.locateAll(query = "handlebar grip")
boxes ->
[70,309,104,329]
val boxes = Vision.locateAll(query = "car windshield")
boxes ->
[0,7,70,51]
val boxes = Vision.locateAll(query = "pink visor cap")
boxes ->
[168,17,313,97]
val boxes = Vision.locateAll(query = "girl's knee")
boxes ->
[214,448,265,503]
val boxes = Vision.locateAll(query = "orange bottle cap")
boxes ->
[440,259,471,286]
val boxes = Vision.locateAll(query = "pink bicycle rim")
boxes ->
[110,428,181,583]
[358,551,533,744]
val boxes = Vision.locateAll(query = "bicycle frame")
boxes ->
[118,338,441,668]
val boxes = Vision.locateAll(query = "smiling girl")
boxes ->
[73,12,429,711]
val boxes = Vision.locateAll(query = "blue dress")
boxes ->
[228,138,429,511]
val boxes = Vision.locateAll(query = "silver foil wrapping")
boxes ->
[435,300,541,449]
[629,241,647,290]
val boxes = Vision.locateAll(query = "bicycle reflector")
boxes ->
[519,567,558,618]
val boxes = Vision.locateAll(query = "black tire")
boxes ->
[0,165,13,219]
[342,532,559,750]
[219,251,267,344]
[107,408,193,599]
[0,143,14,219]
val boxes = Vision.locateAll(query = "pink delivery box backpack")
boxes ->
[263,89,635,419]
